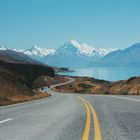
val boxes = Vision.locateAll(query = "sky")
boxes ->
[0,0,140,50]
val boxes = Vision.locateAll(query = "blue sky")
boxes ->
[0,0,140,49]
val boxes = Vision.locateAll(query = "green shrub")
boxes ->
[78,83,92,88]
[104,91,111,95]
[137,87,140,95]
[121,90,129,95]
[0,96,8,101]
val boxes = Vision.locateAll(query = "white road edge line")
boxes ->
[107,95,140,102]
[0,118,13,124]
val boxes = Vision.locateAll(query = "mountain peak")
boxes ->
[70,39,80,46]
[0,44,7,50]
[55,40,116,57]
[24,45,55,57]
[64,40,81,49]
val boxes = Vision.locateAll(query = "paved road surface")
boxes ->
[0,77,140,140]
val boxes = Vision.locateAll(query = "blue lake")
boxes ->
[58,67,140,81]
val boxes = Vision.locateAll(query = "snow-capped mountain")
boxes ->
[0,40,117,67]
[0,45,7,50]
[23,45,55,57]
[0,44,55,59]
[55,40,94,56]
[55,40,115,57]
[1,40,140,67]
[41,40,117,67]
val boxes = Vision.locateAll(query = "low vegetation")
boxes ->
[54,76,140,95]
[121,90,129,95]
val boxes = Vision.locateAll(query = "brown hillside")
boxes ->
[0,60,55,105]
[54,76,140,95]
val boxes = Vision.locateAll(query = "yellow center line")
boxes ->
[81,97,103,140]
[77,97,91,140]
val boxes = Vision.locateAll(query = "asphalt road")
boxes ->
[0,77,140,140]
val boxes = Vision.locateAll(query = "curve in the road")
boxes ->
[49,77,103,140]
[1,76,140,140]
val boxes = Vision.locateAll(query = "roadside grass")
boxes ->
[0,93,51,106]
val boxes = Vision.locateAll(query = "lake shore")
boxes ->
[58,67,140,81]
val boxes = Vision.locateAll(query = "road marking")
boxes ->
[108,95,140,102]
[81,97,102,140]
[77,97,91,140]
[0,118,13,124]
[78,96,102,140]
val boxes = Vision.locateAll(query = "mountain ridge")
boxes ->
[0,40,117,67]
[89,42,140,67]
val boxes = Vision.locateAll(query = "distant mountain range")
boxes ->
[1,40,140,67]
[41,40,117,67]
[0,40,116,67]
[0,44,55,62]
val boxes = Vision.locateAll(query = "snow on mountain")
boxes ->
[0,40,117,67]
[55,40,116,57]
[55,40,94,56]
[10,48,24,52]
[0,45,55,57]
[95,47,118,57]
[1,40,139,67]
[42,40,117,67]
[23,45,55,57]
[0,41,116,59]
[0,45,7,50]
